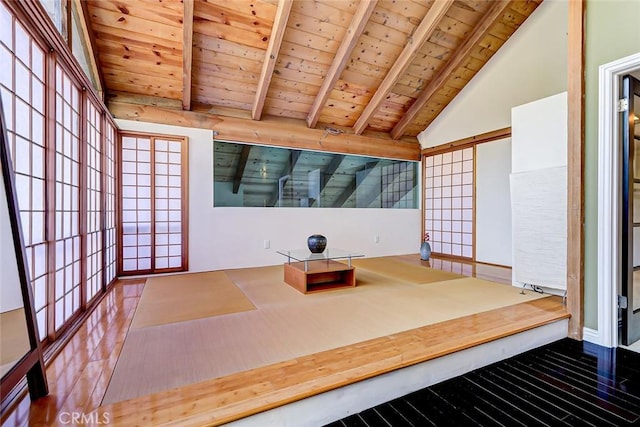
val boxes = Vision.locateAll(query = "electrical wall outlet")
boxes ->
[374,235,380,243]
[264,240,270,249]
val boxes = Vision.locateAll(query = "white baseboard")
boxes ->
[582,327,602,346]
[228,319,569,427]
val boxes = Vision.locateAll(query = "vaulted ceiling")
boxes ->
[84,0,542,157]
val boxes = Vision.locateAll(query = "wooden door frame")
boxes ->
[421,127,511,263]
[621,75,640,345]
[116,131,189,276]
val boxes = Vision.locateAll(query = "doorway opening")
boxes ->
[620,72,640,352]
[596,52,640,352]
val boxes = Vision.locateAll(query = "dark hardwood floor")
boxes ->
[326,338,640,426]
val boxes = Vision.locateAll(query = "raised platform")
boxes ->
[232,318,569,427]
[97,296,569,426]
[6,258,570,427]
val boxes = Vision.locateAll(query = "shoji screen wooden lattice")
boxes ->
[423,147,474,259]
[104,122,117,284]
[1,15,48,339]
[119,134,188,275]
[86,99,102,302]
[1,1,119,342]
[53,65,82,331]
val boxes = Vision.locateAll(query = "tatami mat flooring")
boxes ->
[326,338,640,426]
[2,256,569,426]
[103,257,547,404]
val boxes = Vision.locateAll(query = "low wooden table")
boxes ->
[276,249,364,294]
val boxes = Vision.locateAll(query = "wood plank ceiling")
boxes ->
[85,0,542,153]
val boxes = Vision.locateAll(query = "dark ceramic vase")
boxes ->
[307,234,327,253]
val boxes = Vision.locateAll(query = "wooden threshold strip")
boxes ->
[96,296,569,426]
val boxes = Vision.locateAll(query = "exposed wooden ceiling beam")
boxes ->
[306,0,378,129]
[391,0,511,140]
[352,0,454,135]
[232,145,251,194]
[252,0,293,121]
[108,94,420,161]
[182,0,194,111]
[73,0,105,97]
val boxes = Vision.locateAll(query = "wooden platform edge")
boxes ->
[95,296,569,426]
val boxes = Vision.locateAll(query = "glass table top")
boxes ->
[276,248,364,262]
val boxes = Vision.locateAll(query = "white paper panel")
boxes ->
[476,138,512,266]
[510,166,567,290]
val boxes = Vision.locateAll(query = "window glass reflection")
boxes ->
[213,141,418,209]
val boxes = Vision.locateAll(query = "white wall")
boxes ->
[476,139,512,266]
[417,0,568,148]
[511,92,568,173]
[1,177,24,312]
[116,120,421,272]
[415,0,567,268]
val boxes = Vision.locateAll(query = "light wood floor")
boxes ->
[1,256,568,426]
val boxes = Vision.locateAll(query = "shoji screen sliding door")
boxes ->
[423,147,474,259]
[119,133,188,275]
[1,14,49,339]
[85,100,103,302]
[53,64,82,331]
[1,1,119,343]
[104,122,117,283]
